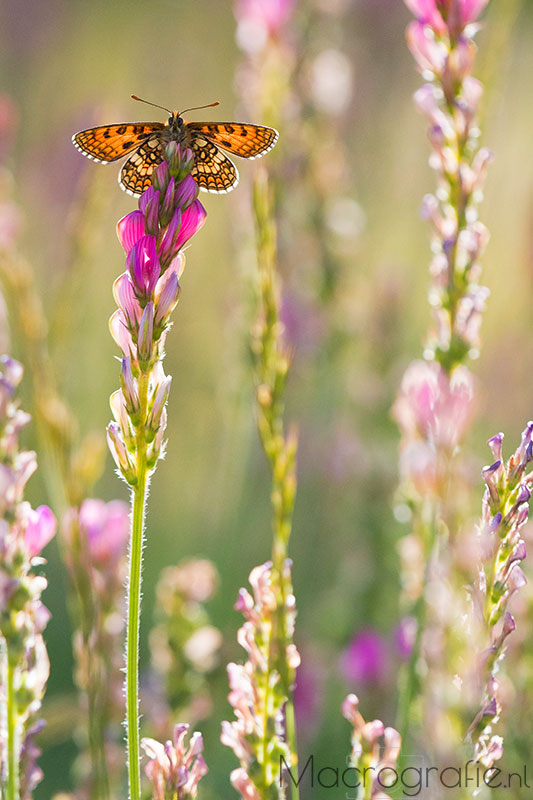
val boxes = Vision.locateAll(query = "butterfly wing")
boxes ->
[119,136,165,196]
[72,122,164,163]
[190,134,239,193]
[187,122,278,160]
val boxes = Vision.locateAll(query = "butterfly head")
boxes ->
[168,112,184,131]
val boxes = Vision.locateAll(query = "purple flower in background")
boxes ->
[340,629,389,686]
[394,617,417,659]
[293,656,323,734]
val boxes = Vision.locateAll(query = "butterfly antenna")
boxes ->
[131,95,172,114]
[179,101,220,115]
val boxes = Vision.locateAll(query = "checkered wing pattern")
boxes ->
[118,136,165,196]
[190,134,239,193]
[72,122,164,163]
[187,122,278,159]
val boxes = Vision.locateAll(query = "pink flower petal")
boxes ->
[25,505,57,556]
[175,200,207,251]
[117,210,145,254]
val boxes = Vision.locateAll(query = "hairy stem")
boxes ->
[126,372,149,800]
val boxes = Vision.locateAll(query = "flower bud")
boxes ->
[154,269,181,328]
[120,357,140,418]
[107,423,136,484]
[152,161,170,194]
[147,376,172,435]
[138,302,154,364]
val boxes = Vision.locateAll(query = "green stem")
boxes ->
[6,658,20,800]
[284,700,299,800]
[396,511,439,751]
[126,372,149,800]
[272,470,299,800]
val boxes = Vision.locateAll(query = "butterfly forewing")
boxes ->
[187,122,278,159]
[190,135,239,193]
[119,136,165,196]
[72,122,164,163]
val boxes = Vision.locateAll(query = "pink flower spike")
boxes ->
[175,200,207,251]
[25,505,57,556]
[117,210,145,254]
[127,235,161,298]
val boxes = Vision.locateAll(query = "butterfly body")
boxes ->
[72,107,278,197]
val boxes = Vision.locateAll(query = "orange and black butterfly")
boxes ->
[72,96,278,197]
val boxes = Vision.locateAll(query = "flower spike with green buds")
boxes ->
[0,356,56,800]
[467,425,531,768]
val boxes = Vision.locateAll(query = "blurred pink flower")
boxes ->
[78,498,129,564]
[0,202,22,250]
[404,0,447,35]
[398,440,438,496]
[393,360,474,451]
[405,0,488,35]
[340,629,388,686]
[235,0,296,35]
[459,0,489,24]
[280,291,325,357]
[394,617,417,659]
[0,93,18,160]
[25,504,57,557]
[406,21,447,74]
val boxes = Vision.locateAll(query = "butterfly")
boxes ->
[72,95,278,197]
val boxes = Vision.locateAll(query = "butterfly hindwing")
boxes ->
[187,122,278,160]
[72,122,164,163]
[119,136,165,196]
[190,135,239,193]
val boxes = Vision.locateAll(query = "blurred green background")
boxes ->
[2,0,533,797]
